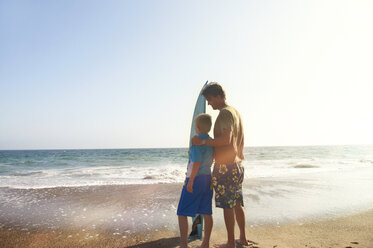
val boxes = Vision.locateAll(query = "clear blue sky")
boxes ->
[1,0,373,149]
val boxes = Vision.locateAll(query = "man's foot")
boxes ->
[235,238,249,246]
[235,239,259,247]
[179,244,189,248]
[213,243,236,248]
[195,245,210,248]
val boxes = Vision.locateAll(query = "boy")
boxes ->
[177,114,214,248]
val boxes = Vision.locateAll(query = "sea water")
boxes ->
[1,145,373,229]
[1,145,373,189]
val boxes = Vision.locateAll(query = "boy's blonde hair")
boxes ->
[195,114,212,134]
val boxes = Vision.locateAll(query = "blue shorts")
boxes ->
[177,175,213,217]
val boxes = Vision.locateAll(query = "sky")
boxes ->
[1,0,373,150]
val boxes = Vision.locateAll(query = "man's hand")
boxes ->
[187,180,194,193]
[191,135,203,146]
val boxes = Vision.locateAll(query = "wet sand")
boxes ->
[1,209,373,248]
[1,183,373,247]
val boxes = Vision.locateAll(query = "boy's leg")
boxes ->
[195,175,214,248]
[178,215,189,248]
[199,214,213,248]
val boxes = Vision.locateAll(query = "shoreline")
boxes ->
[2,178,373,228]
[1,208,373,248]
[2,180,373,247]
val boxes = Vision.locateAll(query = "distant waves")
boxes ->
[1,145,373,189]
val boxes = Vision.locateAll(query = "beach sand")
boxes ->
[1,183,373,248]
[1,209,373,248]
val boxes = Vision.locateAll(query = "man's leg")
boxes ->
[224,208,236,247]
[212,164,237,248]
[178,215,189,248]
[213,208,236,248]
[234,203,248,245]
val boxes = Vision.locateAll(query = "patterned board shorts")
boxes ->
[212,162,244,209]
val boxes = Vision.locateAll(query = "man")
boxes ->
[192,83,248,248]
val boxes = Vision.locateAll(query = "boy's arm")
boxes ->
[186,145,201,193]
[191,129,232,147]
[187,162,200,193]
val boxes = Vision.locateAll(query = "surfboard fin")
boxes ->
[188,214,203,240]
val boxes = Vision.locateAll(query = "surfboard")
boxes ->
[189,81,208,147]
[188,81,208,240]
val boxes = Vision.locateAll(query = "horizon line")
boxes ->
[1,143,372,151]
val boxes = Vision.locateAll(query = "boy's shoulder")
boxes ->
[190,134,213,153]
[197,135,214,151]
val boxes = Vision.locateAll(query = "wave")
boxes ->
[143,175,156,179]
[11,171,46,176]
[293,164,319,169]
[0,164,187,189]
[360,159,373,164]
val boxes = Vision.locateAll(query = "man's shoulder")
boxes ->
[219,107,233,116]
[217,107,235,122]
[226,105,241,114]
[222,106,242,119]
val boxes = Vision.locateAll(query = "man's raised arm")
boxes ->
[191,129,231,147]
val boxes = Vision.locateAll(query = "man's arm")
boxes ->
[191,129,232,147]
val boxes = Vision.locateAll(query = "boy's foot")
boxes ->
[179,244,189,248]
[213,243,236,248]
[195,245,210,248]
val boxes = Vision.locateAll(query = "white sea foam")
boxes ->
[0,157,370,189]
[1,146,373,189]
[0,164,187,189]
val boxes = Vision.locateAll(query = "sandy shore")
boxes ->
[1,208,373,248]
[1,182,373,248]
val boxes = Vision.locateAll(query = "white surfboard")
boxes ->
[188,81,208,240]
[189,81,208,148]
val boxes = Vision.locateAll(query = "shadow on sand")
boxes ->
[125,237,180,248]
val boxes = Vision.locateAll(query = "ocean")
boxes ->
[1,145,373,189]
[1,145,373,230]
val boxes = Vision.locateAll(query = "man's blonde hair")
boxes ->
[195,114,212,134]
